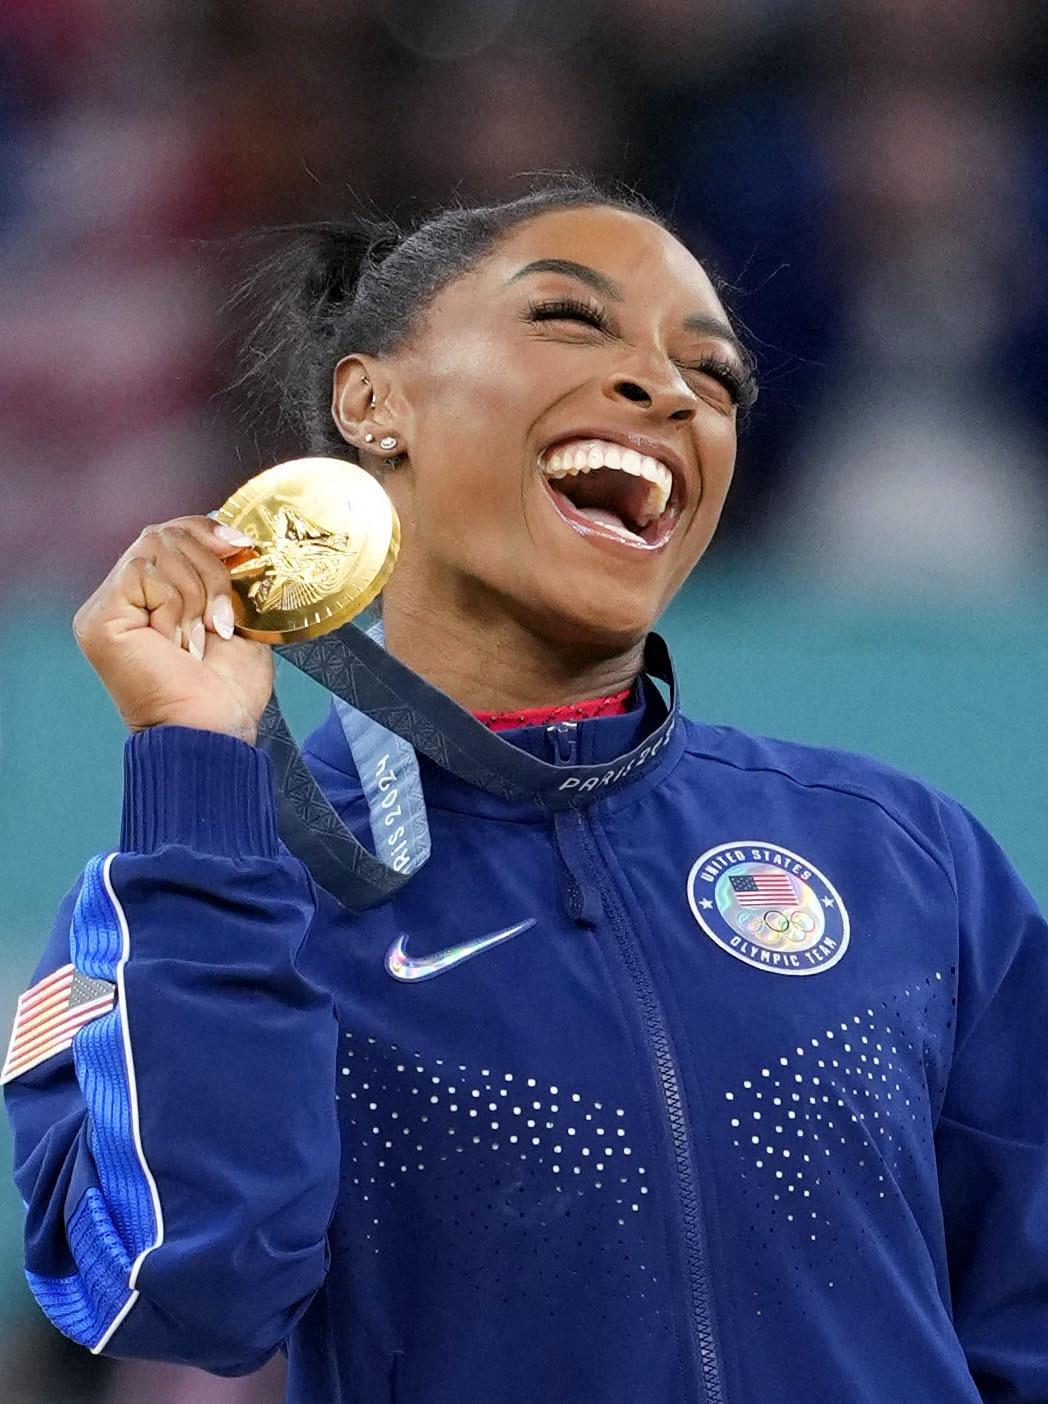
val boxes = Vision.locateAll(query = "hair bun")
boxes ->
[304,219,401,330]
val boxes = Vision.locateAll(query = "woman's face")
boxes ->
[340,205,751,651]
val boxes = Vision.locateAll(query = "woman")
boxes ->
[5,179,1046,1403]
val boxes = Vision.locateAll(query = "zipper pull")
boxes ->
[552,809,603,927]
[547,721,579,766]
[547,721,603,927]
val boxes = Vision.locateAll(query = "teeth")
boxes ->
[540,438,672,517]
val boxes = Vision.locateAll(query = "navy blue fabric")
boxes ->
[5,677,1048,1400]
[25,1187,131,1345]
[260,628,680,911]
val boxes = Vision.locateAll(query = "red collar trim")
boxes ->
[473,688,633,733]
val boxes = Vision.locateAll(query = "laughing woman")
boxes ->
[6,180,1047,1404]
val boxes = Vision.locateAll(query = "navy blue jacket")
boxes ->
[6,679,1048,1402]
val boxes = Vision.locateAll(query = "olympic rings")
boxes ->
[735,908,817,943]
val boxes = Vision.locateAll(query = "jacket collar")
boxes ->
[265,628,685,908]
[302,665,677,819]
[280,629,682,816]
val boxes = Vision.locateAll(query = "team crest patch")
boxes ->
[687,841,849,976]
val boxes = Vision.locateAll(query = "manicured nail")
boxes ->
[188,618,206,660]
[214,523,254,547]
[212,595,235,640]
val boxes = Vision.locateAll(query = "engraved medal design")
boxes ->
[214,457,400,642]
[687,841,849,975]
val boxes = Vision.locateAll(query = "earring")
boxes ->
[364,432,375,443]
[379,435,397,451]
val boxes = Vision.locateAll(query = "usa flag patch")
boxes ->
[2,964,115,1085]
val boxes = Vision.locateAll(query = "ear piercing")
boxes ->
[358,381,397,456]
[362,430,398,456]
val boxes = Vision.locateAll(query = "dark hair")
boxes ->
[231,175,757,459]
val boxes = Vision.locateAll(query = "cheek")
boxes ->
[695,414,738,516]
[403,330,568,515]
[667,419,737,577]
[410,328,524,428]
[398,339,546,569]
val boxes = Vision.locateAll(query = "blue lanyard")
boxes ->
[259,622,679,911]
[332,621,431,882]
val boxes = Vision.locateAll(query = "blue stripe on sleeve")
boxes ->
[74,1008,156,1265]
[72,854,125,979]
[26,1187,131,1344]
[24,853,162,1351]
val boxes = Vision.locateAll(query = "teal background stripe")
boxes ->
[2,571,1046,1322]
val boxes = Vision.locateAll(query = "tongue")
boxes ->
[575,505,633,534]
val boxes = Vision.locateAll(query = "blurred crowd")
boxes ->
[1,0,1047,1398]
[2,0,1047,606]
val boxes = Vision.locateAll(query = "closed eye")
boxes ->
[522,295,758,410]
[522,296,612,334]
[677,355,755,410]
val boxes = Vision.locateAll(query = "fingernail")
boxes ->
[188,618,206,660]
[214,523,255,547]
[213,596,235,640]
[173,624,183,650]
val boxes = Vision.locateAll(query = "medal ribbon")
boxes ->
[259,625,680,911]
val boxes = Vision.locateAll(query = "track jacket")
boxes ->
[5,654,1048,1403]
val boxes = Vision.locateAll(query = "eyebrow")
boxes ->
[509,258,625,301]
[508,259,750,366]
[680,312,750,369]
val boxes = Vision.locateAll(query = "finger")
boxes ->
[119,556,186,644]
[133,535,208,659]
[158,514,256,559]
[160,528,240,641]
[152,530,210,634]
[73,555,178,660]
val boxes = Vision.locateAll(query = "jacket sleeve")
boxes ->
[3,726,340,1375]
[934,799,1048,1401]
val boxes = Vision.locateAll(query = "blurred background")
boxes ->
[1,0,1046,1398]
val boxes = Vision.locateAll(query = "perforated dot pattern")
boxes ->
[331,1029,666,1329]
[723,973,955,1318]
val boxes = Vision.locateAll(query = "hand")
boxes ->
[73,516,274,744]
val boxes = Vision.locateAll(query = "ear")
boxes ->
[332,355,397,455]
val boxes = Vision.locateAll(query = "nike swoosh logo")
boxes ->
[385,920,536,983]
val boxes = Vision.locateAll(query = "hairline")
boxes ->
[377,200,680,357]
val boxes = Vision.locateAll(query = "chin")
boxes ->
[526,585,658,654]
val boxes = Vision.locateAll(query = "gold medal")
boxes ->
[213,457,400,642]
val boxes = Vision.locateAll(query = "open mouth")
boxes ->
[538,438,682,548]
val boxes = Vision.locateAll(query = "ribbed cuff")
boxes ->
[121,726,279,859]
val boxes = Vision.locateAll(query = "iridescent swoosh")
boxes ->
[384,920,536,982]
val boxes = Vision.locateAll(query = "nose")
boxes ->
[602,364,697,423]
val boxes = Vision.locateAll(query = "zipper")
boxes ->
[547,721,578,765]
[545,723,725,1402]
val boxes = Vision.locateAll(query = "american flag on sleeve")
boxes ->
[2,964,115,1085]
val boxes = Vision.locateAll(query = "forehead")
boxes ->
[478,204,724,315]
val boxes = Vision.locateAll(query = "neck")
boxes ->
[380,580,645,714]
